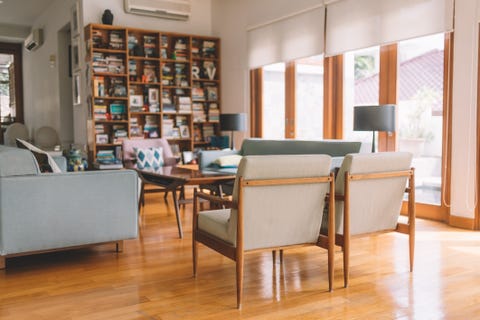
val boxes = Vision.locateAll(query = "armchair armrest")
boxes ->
[194,190,234,209]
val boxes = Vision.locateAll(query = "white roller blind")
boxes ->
[325,0,454,56]
[247,6,325,69]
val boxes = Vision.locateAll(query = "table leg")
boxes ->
[171,188,184,238]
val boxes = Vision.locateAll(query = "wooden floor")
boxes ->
[1,190,480,319]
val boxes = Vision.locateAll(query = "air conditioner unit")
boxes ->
[24,29,43,52]
[124,0,191,21]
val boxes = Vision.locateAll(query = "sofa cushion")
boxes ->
[135,147,164,169]
[213,154,242,168]
[16,139,62,173]
[0,145,39,177]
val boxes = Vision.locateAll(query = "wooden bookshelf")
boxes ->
[84,24,221,164]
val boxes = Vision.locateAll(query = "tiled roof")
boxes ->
[355,49,443,112]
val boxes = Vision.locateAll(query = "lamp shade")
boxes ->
[220,113,247,132]
[353,105,395,132]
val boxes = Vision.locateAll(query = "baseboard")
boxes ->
[448,215,476,230]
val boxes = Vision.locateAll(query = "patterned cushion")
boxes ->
[16,138,62,173]
[135,147,164,169]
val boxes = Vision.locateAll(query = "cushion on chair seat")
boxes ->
[198,209,233,244]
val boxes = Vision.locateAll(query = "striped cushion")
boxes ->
[134,147,164,169]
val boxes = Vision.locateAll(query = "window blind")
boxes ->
[325,0,454,56]
[247,5,325,69]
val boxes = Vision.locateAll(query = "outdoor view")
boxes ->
[262,62,285,139]
[0,54,14,122]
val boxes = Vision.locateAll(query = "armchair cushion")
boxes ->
[213,154,242,168]
[198,209,232,244]
[134,147,164,169]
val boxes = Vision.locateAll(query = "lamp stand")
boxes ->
[371,130,376,153]
[230,131,235,150]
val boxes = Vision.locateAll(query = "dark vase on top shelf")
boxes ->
[102,9,114,25]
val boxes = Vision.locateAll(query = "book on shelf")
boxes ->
[93,161,124,170]
[206,85,218,101]
[208,103,220,122]
[162,117,174,138]
[109,31,124,50]
[202,123,215,142]
[93,76,105,97]
[192,87,205,101]
[175,115,188,126]
[192,103,206,122]
[176,96,191,114]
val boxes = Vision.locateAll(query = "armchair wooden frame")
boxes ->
[192,173,336,309]
[318,168,415,288]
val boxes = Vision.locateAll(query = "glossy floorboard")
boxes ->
[1,191,479,319]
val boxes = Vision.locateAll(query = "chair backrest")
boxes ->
[4,123,29,147]
[122,138,175,167]
[227,154,332,251]
[34,126,59,150]
[335,152,413,235]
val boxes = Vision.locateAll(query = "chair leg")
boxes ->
[116,241,124,252]
[279,249,283,264]
[409,228,415,272]
[343,242,349,288]
[0,256,5,269]
[272,250,276,264]
[236,251,244,309]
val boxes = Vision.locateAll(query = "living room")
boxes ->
[1,0,480,318]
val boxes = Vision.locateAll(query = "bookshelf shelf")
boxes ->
[86,23,221,164]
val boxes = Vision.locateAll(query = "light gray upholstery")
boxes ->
[34,126,60,150]
[335,152,413,235]
[0,145,139,259]
[198,154,332,250]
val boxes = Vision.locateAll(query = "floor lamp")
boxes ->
[220,113,246,150]
[353,105,395,153]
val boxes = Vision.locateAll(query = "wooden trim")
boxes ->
[0,42,24,124]
[348,169,413,181]
[323,55,343,139]
[476,25,480,229]
[443,32,454,224]
[0,255,4,269]
[285,61,296,138]
[448,215,475,230]
[378,44,397,151]
[249,68,263,137]
[243,176,332,187]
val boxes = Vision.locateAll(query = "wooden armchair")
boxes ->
[318,152,415,288]
[192,154,335,309]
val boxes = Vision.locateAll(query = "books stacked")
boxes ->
[95,150,123,169]
[95,124,105,134]
[202,40,216,58]
[191,39,200,58]
[192,103,206,122]
[161,63,174,86]
[160,35,169,59]
[128,60,137,80]
[208,103,220,122]
[192,87,205,101]
[127,34,137,52]
[129,117,142,137]
[162,89,175,113]
[176,96,192,114]
[174,38,188,61]
[94,103,107,120]
[162,117,174,138]
[143,35,156,57]
[202,123,215,141]
[92,30,104,48]
[112,125,128,143]
[109,30,124,50]
[106,55,125,74]
[175,63,188,87]
[144,115,159,138]
[92,52,108,73]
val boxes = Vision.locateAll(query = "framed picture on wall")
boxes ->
[71,38,80,73]
[73,72,81,106]
[71,2,80,37]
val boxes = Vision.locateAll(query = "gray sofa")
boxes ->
[198,138,363,172]
[0,145,139,269]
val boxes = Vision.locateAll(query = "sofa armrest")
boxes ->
[0,170,139,255]
[197,149,240,169]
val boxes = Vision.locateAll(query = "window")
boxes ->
[343,46,380,147]
[295,55,324,139]
[397,33,445,205]
[262,62,285,139]
[0,54,14,121]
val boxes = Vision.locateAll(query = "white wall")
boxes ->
[82,0,212,34]
[23,0,76,143]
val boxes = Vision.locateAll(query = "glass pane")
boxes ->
[295,55,324,139]
[343,46,380,149]
[0,54,14,122]
[262,62,285,139]
[397,33,444,205]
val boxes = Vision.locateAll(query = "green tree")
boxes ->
[354,55,375,80]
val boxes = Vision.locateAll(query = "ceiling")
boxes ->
[0,0,56,26]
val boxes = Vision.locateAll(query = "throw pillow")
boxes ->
[16,138,63,173]
[135,147,164,169]
[213,154,242,168]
